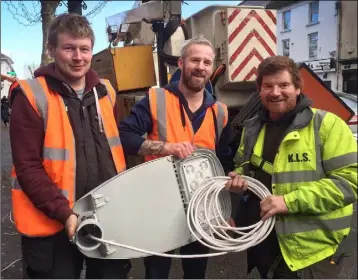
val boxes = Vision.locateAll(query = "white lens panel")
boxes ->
[182,158,214,193]
[181,156,227,227]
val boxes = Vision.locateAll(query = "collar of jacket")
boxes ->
[34,63,101,91]
[241,107,314,163]
[33,62,108,101]
[164,81,216,108]
[44,76,108,105]
[244,107,314,132]
[164,81,217,129]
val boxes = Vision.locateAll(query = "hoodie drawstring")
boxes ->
[93,87,104,133]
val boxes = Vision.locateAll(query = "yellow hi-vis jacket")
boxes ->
[234,107,357,271]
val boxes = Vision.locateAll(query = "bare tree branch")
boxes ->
[4,0,111,66]
[84,0,110,19]
[4,0,41,26]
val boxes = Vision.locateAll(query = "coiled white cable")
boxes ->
[187,176,275,253]
[89,175,275,258]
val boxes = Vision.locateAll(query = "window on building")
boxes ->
[308,32,318,58]
[309,1,319,24]
[322,80,332,89]
[282,39,290,56]
[282,10,291,30]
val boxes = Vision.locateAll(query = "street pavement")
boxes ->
[1,125,357,279]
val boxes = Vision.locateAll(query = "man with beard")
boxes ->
[119,35,241,278]
[229,55,357,278]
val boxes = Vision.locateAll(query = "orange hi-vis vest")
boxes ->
[8,80,18,100]
[145,88,228,162]
[10,77,126,237]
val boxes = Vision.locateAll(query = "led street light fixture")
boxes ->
[72,149,231,259]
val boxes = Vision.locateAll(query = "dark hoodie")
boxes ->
[254,94,313,192]
[236,94,313,276]
[9,63,118,225]
[119,81,234,173]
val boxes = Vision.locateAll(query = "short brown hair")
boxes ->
[256,56,303,90]
[48,13,95,48]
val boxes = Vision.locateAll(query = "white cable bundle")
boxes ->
[89,175,276,258]
[187,175,276,253]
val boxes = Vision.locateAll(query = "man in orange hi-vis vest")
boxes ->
[9,13,131,278]
[120,35,245,279]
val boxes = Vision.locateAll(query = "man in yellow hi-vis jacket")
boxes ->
[227,55,357,278]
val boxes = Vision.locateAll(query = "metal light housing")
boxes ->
[72,149,231,259]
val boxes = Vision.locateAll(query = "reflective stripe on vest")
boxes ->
[11,77,126,236]
[100,79,115,107]
[154,88,167,142]
[43,147,70,161]
[275,214,352,235]
[323,152,357,173]
[250,125,274,174]
[18,78,49,130]
[216,102,226,143]
[99,78,126,173]
[329,175,356,205]
[98,79,126,173]
[251,154,273,174]
[12,177,69,199]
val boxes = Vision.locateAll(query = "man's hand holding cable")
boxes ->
[162,142,195,158]
[260,195,288,221]
[224,171,248,228]
[225,171,248,193]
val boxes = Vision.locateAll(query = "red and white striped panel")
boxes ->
[227,8,277,82]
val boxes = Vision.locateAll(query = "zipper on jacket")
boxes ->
[73,96,89,197]
[61,83,93,199]
[81,89,93,195]
[80,104,86,120]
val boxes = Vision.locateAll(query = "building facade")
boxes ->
[1,53,15,98]
[239,0,357,93]
[337,0,357,94]
[275,1,339,90]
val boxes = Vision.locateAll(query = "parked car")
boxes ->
[335,91,357,140]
